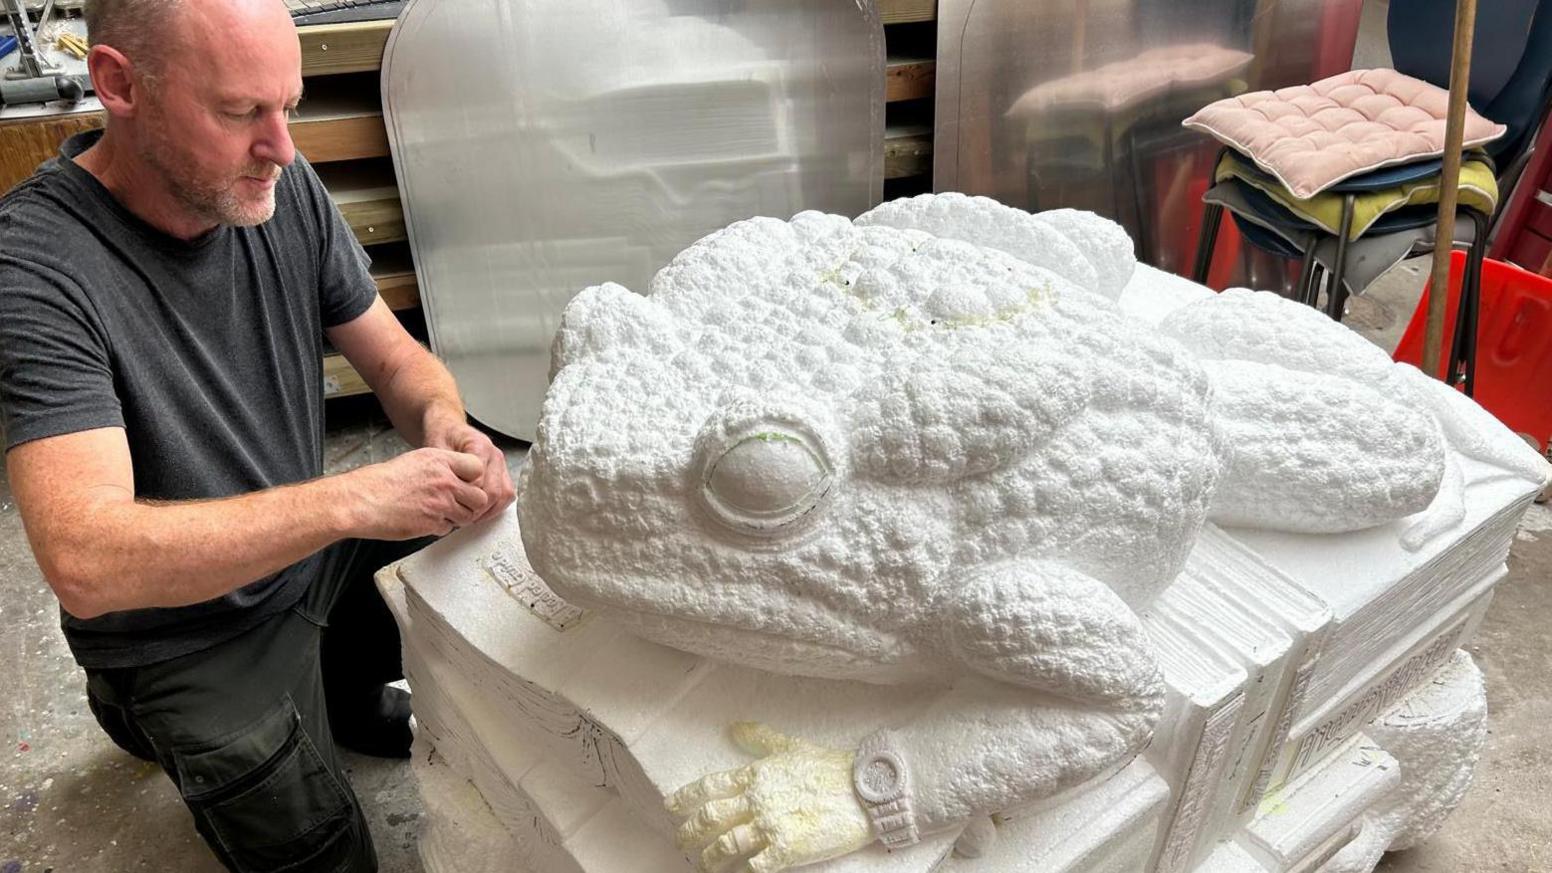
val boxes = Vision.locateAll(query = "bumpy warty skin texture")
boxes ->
[523,194,1219,682]
[520,193,1466,682]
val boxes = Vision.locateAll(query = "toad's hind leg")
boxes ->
[1200,359,1444,534]
[881,560,1163,832]
[1159,288,1452,536]
[1161,288,1549,543]
[1157,287,1549,486]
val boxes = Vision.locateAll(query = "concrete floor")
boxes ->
[1,266,1548,872]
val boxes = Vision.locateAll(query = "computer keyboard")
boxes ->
[287,0,406,27]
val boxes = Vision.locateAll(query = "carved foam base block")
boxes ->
[380,525,1179,873]
[378,484,1514,873]
[1317,651,1489,873]
[399,583,1473,873]
[412,740,532,873]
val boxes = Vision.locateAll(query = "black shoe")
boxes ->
[331,685,413,759]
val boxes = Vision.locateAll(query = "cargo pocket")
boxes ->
[173,696,354,873]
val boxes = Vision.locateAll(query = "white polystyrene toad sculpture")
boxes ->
[516,193,1550,873]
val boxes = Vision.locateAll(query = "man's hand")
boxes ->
[424,422,515,524]
[341,448,491,540]
[325,298,515,525]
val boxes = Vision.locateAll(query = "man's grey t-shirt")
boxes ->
[0,130,378,669]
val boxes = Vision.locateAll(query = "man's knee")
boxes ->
[171,697,376,873]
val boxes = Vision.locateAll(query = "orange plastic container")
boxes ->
[1394,252,1552,452]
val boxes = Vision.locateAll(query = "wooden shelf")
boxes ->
[291,112,389,163]
[290,76,389,163]
[323,352,371,398]
[880,0,936,25]
[298,19,396,76]
[375,270,419,311]
[337,190,404,245]
[318,160,405,245]
[886,57,935,103]
[884,124,932,179]
[0,101,386,191]
[0,112,103,192]
[370,244,420,310]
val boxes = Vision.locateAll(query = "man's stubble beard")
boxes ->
[136,97,280,229]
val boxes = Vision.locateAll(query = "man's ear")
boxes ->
[87,45,145,118]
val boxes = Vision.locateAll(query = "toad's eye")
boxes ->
[694,406,839,539]
[708,433,827,516]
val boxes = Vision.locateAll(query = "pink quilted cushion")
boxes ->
[1182,68,1506,198]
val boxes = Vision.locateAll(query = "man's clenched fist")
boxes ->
[426,423,516,525]
[342,447,492,540]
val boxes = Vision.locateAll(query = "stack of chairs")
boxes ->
[1186,0,1552,388]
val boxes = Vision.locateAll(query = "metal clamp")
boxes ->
[3,0,60,79]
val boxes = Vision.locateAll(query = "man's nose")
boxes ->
[253,109,296,169]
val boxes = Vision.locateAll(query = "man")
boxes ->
[0,0,514,869]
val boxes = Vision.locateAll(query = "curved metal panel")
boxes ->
[934,0,1362,286]
[383,0,885,440]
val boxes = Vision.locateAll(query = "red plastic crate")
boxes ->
[1394,252,1552,452]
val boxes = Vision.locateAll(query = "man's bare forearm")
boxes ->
[369,342,464,448]
[45,473,361,619]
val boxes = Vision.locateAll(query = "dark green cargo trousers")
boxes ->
[81,537,432,873]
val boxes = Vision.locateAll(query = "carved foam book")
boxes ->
[1153,573,1294,870]
[1140,604,1247,873]
[1260,564,1500,793]
[1186,525,1333,820]
[1225,454,1536,725]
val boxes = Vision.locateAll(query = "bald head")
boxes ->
[87,0,296,88]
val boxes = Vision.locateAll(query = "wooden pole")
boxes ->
[1421,0,1478,381]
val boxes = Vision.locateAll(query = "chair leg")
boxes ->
[1447,265,1472,391]
[1193,203,1223,285]
[1127,127,1151,262]
[1445,209,1489,396]
[1462,209,1490,397]
[1325,194,1355,320]
[1308,262,1327,309]
[1103,118,1127,249]
[1296,234,1319,307]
